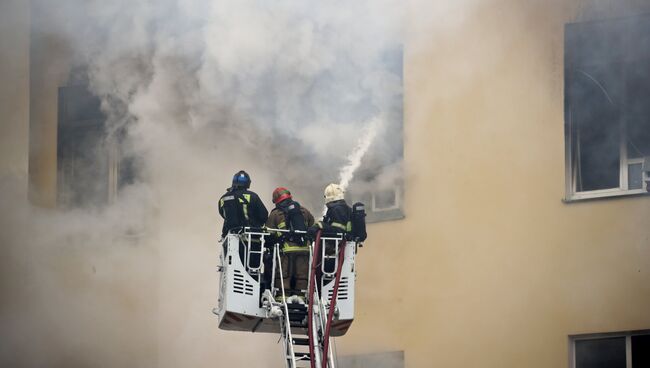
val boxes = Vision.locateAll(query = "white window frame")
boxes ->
[564,15,650,202]
[371,186,400,212]
[569,330,650,368]
[347,182,404,223]
[565,112,649,202]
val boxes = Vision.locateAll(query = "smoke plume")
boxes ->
[2,0,404,367]
[339,118,382,193]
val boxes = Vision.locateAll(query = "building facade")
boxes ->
[1,0,649,367]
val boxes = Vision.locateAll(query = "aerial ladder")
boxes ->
[261,229,348,368]
[215,227,357,368]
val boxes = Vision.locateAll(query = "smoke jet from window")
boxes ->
[338,117,381,193]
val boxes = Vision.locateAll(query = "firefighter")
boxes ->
[308,183,352,237]
[218,170,268,237]
[306,183,353,275]
[265,187,315,300]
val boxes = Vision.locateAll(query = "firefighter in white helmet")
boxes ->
[308,183,352,238]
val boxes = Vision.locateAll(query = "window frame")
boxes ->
[569,330,650,368]
[371,185,401,212]
[347,182,405,223]
[57,83,133,208]
[564,15,650,202]
[564,115,650,201]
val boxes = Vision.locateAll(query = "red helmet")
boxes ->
[272,187,292,204]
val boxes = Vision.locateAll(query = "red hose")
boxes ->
[321,241,346,368]
[307,230,322,368]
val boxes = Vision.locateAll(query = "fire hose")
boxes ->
[307,230,346,368]
[307,230,321,368]
[321,239,346,368]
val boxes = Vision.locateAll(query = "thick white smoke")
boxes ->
[338,117,382,193]
[31,0,405,207]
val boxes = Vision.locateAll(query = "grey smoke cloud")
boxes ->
[3,0,406,366]
[35,0,404,166]
[31,0,407,210]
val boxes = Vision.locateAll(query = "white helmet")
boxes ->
[324,183,344,203]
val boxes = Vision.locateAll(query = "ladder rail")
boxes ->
[239,227,347,368]
[275,244,298,368]
[329,339,338,368]
[307,231,344,368]
[243,228,267,274]
[265,227,308,234]
[320,235,342,278]
[307,232,322,368]
[310,242,329,368]
[312,278,327,368]
[320,243,345,368]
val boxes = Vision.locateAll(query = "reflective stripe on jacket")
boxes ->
[266,205,315,252]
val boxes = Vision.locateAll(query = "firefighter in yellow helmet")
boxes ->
[265,187,315,298]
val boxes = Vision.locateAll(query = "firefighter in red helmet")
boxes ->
[266,187,315,301]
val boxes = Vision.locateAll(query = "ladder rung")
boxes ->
[292,337,310,346]
[289,313,306,322]
[286,303,307,311]
[290,320,307,328]
[294,352,311,360]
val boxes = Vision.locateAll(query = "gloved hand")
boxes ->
[267,233,280,245]
[306,226,319,241]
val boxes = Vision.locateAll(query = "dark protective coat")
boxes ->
[319,199,352,234]
[266,199,315,294]
[266,199,315,252]
[218,188,268,237]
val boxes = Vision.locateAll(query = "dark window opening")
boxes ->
[374,188,397,210]
[57,80,135,208]
[632,335,650,367]
[575,337,626,368]
[626,60,650,161]
[572,331,650,368]
[569,65,621,192]
[565,14,650,198]
[58,84,108,208]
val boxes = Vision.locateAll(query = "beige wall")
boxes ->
[0,0,30,192]
[0,0,63,207]
[336,1,650,367]
[1,8,158,368]
[28,27,73,207]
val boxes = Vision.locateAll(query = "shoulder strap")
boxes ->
[278,201,295,230]
[236,191,250,203]
[233,190,250,224]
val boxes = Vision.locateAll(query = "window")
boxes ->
[372,187,399,212]
[347,162,405,223]
[348,183,404,223]
[57,75,135,208]
[345,45,404,223]
[565,14,650,200]
[298,45,404,223]
[57,84,109,207]
[570,330,650,368]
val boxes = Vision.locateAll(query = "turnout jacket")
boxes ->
[315,199,352,234]
[266,200,315,252]
[218,188,268,237]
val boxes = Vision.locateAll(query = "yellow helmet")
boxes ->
[324,183,344,203]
